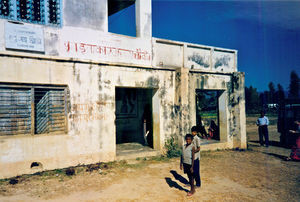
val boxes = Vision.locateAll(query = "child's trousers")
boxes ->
[193,159,201,187]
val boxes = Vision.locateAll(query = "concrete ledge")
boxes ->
[116,150,161,161]
[116,143,161,161]
[0,51,237,75]
[201,141,230,151]
[0,152,115,179]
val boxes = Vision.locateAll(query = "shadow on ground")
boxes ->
[165,170,190,193]
[165,177,188,193]
[249,140,283,148]
[263,152,288,161]
[170,170,189,185]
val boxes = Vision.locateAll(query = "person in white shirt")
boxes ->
[256,111,269,147]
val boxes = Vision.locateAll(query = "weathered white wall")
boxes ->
[154,41,183,68]
[63,0,108,32]
[0,55,176,179]
[152,38,237,72]
[0,0,246,179]
[187,46,211,70]
[58,27,152,67]
[188,72,246,149]
[0,55,246,179]
[0,20,237,72]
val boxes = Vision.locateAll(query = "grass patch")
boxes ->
[149,155,170,162]
[0,179,7,186]
[201,113,218,119]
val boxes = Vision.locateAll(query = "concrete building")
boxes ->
[0,0,246,179]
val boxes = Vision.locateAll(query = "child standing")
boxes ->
[180,134,195,196]
[191,126,201,188]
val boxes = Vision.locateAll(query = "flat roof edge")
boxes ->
[152,37,237,53]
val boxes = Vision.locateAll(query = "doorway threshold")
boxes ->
[116,143,160,161]
[200,138,220,145]
[200,139,229,151]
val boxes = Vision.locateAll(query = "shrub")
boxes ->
[165,135,182,158]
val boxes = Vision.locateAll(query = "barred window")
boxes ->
[0,87,31,135]
[35,88,66,134]
[0,0,61,26]
[0,0,10,17]
[0,84,68,136]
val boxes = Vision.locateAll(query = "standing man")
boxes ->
[191,126,201,188]
[256,111,270,147]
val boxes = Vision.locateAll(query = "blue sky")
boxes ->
[108,0,300,91]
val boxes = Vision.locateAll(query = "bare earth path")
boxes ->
[0,116,299,202]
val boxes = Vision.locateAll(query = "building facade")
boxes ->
[0,0,246,179]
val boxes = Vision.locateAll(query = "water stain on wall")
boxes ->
[188,53,210,68]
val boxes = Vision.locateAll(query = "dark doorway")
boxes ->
[195,90,223,141]
[115,87,153,148]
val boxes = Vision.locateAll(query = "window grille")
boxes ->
[0,87,32,135]
[0,84,68,136]
[0,0,10,17]
[35,88,65,134]
[0,0,61,26]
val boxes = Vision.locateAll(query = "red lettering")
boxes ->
[64,41,70,52]
[80,43,86,53]
[64,41,151,61]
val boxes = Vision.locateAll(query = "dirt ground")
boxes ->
[0,115,299,202]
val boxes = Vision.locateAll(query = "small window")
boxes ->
[35,88,65,134]
[0,84,68,136]
[0,0,61,26]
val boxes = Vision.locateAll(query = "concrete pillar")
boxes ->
[152,89,161,150]
[135,0,152,38]
[236,73,247,149]
[219,91,229,143]
[229,72,247,149]
[175,67,190,145]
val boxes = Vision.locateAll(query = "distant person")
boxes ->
[197,116,208,139]
[286,121,300,161]
[256,111,269,147]
[208,120,219,140]
[180,134,195,196]
[191,126,201,188]
[142,104,152,147]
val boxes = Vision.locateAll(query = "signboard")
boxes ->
[5,22,45,52]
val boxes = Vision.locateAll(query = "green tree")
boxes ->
[245,86,260,113]
[288,70,299,98]
[276,84,285,104]
[268,82,276,104]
